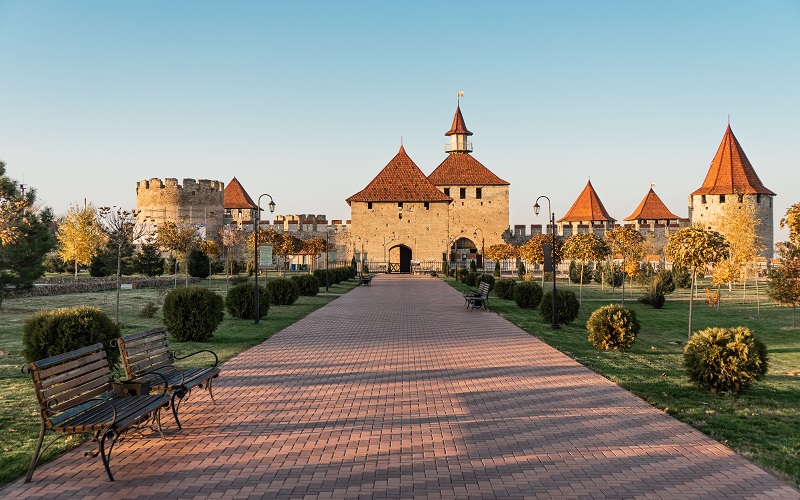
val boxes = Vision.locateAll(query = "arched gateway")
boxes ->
[388,244,413,273]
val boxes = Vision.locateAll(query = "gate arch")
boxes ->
[388,244,413,273]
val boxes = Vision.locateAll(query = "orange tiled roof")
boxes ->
[625,187,681,221]
[558,180,616,223]
[691,125,775,196]
[346,145,453,204]
[223,177,257,209]
[445,106,472,136]
[427,153,509,186]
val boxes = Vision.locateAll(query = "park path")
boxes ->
[4,274,798,499]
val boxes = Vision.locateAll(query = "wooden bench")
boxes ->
[464,281,491,311]
[117,327,220,430]
[359,273,373,285]
[25,343,170,482]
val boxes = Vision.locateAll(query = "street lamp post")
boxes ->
[534,196,560,330]
[325,225,337,292]
[254,194,276,325]
[473,228,484,273]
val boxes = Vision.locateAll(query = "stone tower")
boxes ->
[688,125,776,258]
[428,105,510,260]
[135,178,225,243]
[557,180,615,237]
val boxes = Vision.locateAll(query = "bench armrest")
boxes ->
[129,369,173,393]
[173,349,219,368]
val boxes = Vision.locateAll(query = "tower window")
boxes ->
[368,202,373,209]
[701,195,706,204]
[476,188,482,199]
[398,202,403,210]
[398,213,402,220]
[424,202,429,210]
[738,194,744,203]
[757,194,761,203]
[444,188,450,196]
[460,188,466,199]
[719,194,726,203]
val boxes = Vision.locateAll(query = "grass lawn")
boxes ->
[0,275,359,487]
[451,275,800,487]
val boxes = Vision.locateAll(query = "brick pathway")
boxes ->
[5,275,798,499]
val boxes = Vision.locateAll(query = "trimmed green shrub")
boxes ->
[656,269,676,295]
[517,261,526,278]
[22,306,121,368]
[463,272,480,287]
[587,304,640,351]
[163,286,224,342]
[134,243,165,277]
[266,278,300,306]
[225,282,269,319]
[514,281,543,309]
[229,275,250,286]
[540,289,580,324]
[469,260,477,272]
[493,261,501,277]
[188,249,210,278]
[684,326,768,394]
[139,301,160,318]
[455,268,468,281]
[569,261,592,284]
[291,274,320,296]
[494,278,516,300]
[478,273,495,291]
[672,266,692,289]
[594,262,623,286]
[639,277,666,308]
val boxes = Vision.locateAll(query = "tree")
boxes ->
[134,243,165,277]
[605,226,644,304]
[781,202,800,246]
[519,233,563,288]
[768,242,800,328]
[564,233,610,306]
[56,204,108,276]
[485,243,519,277]
[156,220,201,286]
[0,162,55,307]
[712,198,763,291]
[664,225,730,339]
[220,225,247,291]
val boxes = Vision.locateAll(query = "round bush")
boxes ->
[463,271,479,287]
[225,282,269,319]
[494,278,516,300]
[22,306,121,368]
[540,289,580,324]
[477,273,495,291]
[587,304,640,351]
[163,286,224,342]
[655,269,676,295]
[266,278,300,306]
[638,277,666,309]
[187,249,210,278]
[514,281,543,309]
[291,274,320,296]
[684,327,768,394]
[454,268,468,281]
[569,261,593,284]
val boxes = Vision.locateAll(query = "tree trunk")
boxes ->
[688,268,696,340]
[184,256,189,286]
[579,262,584,307]
[115,244,122,325]
[74,260,78,277]
[621,265,626,306]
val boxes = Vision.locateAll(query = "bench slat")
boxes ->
[40,362,109,400]
[48,381,111,414]
[34,350,107,381]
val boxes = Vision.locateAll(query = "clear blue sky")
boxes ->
[1,1,798,242]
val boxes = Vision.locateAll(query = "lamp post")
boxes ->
[473,228,484,273]
[325,225,337,292]
[254,194,276,325]
[534,196,559,330]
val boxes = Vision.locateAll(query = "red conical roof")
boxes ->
[445,106,472,136]
[625,187,680,221]
[691,125,775,196]
[346,145,453,204]
[223,177,257,209]
[428,153,508,186]
[558,180,615,223]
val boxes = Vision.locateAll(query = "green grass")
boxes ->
[0,276,359,486]
[452,276,800,487]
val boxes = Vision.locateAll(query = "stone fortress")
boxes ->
[135,102,776,271]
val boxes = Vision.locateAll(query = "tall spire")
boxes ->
[444,100,473,153]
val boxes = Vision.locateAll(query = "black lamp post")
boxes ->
[254,194,276,324]
[534,196,559,330]
[325,225,336,292]
[473,228,484,272]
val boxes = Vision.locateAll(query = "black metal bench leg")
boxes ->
[171,387,187,429]
[99,429,118,482]
[24,422,47,483]
[205,377,216,405]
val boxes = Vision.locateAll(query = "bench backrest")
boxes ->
[117,327,173,380]
[477,281,490,297]
[27,343,113,429]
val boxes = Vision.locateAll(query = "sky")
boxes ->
[1,1,798,242]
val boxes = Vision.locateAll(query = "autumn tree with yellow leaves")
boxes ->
[156,220,201,286]
[664,225,729,339]
[605,226,644,304]
[563,233,610,306]
[518,233,563,288]
[56,204,108,277]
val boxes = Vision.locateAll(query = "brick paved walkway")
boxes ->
[5,275,798,499]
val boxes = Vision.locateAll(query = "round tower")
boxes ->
[136,178,225,244]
